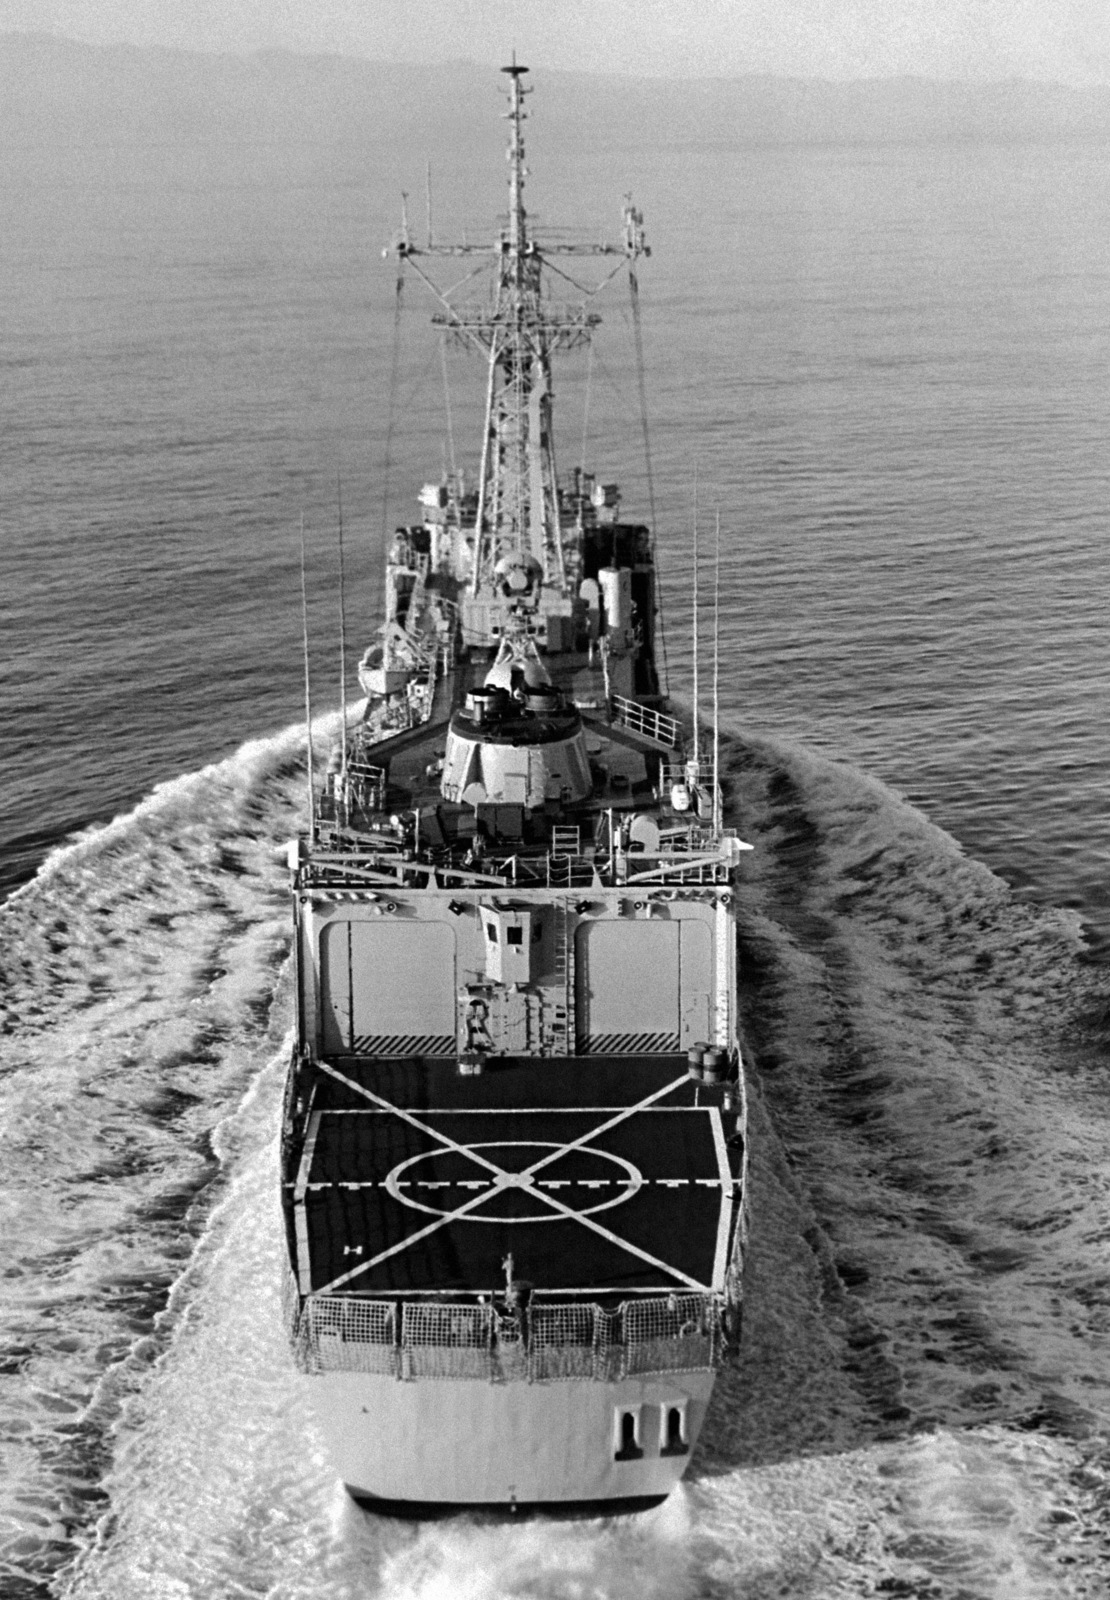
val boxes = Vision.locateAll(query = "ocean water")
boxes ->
[3,89,1110,1597]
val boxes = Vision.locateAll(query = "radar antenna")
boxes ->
[385,63,650,652]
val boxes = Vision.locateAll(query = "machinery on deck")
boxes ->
[282,63,750,1515]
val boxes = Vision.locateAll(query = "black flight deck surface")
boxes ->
[290,1056,743,1297]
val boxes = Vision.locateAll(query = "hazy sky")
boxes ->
[2,0,1108,84]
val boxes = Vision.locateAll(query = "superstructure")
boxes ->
[281,63,750,1514]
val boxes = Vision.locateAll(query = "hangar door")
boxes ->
[575,918,711,1054]
[319,920,456,1057]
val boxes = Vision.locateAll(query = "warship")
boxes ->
[281,63,750,1515]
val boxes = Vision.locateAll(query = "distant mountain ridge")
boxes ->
[4,31,1110,150]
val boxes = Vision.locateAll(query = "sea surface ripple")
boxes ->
[1,721,1107,1596]
[2,99,1110,1599]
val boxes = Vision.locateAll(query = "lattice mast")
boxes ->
[388,60,649,624]
[476,62,564,594]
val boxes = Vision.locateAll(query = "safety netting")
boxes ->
[528,1302,597,1381]
[622,1293,718,1373]
[306,1294,398,1375]
[402,1301,495,1379]
[287,1288,725,1381]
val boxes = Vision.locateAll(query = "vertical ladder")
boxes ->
[552,898,575,1056]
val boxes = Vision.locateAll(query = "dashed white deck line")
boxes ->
[510,1178,707,1291]
[312,1068,703,1293]
[512,1075,692,1184]
[307,1177,719,1191]
[316,1060,515,1180]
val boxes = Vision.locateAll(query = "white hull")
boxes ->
[308,1370,716,1509]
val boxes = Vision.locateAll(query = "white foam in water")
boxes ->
[374,1496,696,1600]
[62,1050,700,1600]
[877,1428,1072,1598]
[62,1048,339,1600]
[4,714,1109,1597]
[0,716,338,1594]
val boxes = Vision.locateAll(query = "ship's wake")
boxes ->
[0,721,321,1598]
[2,717,1108,1597]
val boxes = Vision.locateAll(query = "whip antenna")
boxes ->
[440,334,457,485]
[336,477,348,788]
[692,468,700,768]
[380,199,406,551]
[579,335,594,479]
[299,513,316,838]
[628,243,669,695]
[712,510,721,835]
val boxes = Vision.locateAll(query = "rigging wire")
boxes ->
[393,342,448,427]
[440,333,458,485]
[336,476,348,786]
[379,261,405,552]
[578,344,631,417]
[298,513,316,839]
[692,467,699,767]
[543,254,627,298]
[579,335,595,478]
[470,334,502,596]
[713,509,721,835]
[628,261,669,695]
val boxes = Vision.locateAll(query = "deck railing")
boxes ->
[609,695,679,748]
[286,1280,724,1383]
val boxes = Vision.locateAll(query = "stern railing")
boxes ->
[285,1277,724,1383]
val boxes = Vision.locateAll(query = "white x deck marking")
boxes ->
[384,1141,643,1221]
[310,1064,713,1293]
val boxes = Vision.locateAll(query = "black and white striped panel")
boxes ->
[578,1032,681,1056]
[350,1034,456,1059]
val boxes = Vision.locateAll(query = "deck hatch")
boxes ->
[576,920,678,1048]
[574,918,714,1053]
[320,920,456,1053]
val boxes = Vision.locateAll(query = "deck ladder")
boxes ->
[552,898,575,1056]
[550,824,580,856]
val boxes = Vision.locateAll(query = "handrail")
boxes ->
[609,695,678,748]
[288,1286,726,1382]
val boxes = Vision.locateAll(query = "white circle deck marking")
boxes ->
[384,1141,644,1223]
